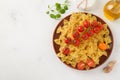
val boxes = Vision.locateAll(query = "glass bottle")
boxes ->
[104,0,120,21]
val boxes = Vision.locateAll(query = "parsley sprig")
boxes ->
[46,0,70,19]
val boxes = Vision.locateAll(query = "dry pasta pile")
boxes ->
[54,12,112,70]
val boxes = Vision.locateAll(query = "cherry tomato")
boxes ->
[73,39,80,46]
[77,61,85,70]
[72,31,80,39]
[98,42,108,50]
[82,33,89,40]
[91,20,98,27]
[78,26,84,32]
[87,30,94,37]
[83,20,90,28]
[87,59,95,67]
[64,37,71,44]
[62,47,70,55]
[93,27,100,34]
[98,24,104,30]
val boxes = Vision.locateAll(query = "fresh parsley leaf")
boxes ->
[56,14,61,18]
[64,5,68,10]
[55,3,61,11]
[56,7,61,11]
[51,10,54,12]
[50,14,56,19]
[46,11,49,14]
[48,5,50,8]
[55,3,61,8]
[46,0,70,19]
[59,9,65,14]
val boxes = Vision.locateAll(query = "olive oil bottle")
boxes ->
[104,0,120,21]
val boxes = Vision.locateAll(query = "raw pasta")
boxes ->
[54,12,112,69]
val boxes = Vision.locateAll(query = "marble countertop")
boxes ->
[0,0,120,80]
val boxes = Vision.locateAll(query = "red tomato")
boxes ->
[91,20,98,27]
[98,24,104,30]
[77,61,85,70]
[93,27,100,34]
[73,39,80,46]
[64,37,71,44]
[83,20,90,28]
[72,31,80,39]
[78,26,84,32]
[82,33,89,40]
[87,30,94,37]
[62,47,70,55]
[87,59,95,67]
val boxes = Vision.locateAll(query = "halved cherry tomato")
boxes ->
[72,31,80,39]
[91,20,98,27]
[62,47,70,55]
[77,61,85,70]
[87,59,95,67]
[64,37,71,44]
[93,27,100,34]
[73,39,80,46]
[98,42,108,50]
[98,24,104,30]
[82,33,89,40]
[78,26,84,32]
[87,30,94,37]
[83,20,90,28]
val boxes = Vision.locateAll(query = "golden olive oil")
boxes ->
[104,0,120,20]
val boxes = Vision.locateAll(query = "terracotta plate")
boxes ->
[53,12,114,70]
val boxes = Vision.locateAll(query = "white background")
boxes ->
[0,0,120,80]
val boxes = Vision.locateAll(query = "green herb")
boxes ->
[64,5,68,10]
[51,10,54,12]
[55,3,61,9]
[48,5,50,8]
[59,9,65,14]
[56,14,61,18]
[46,0,70,19]
[56,7,61,11]
[46,11,49,14]
[50,14,56,19]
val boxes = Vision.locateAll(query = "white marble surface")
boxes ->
[0,0,120,80]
